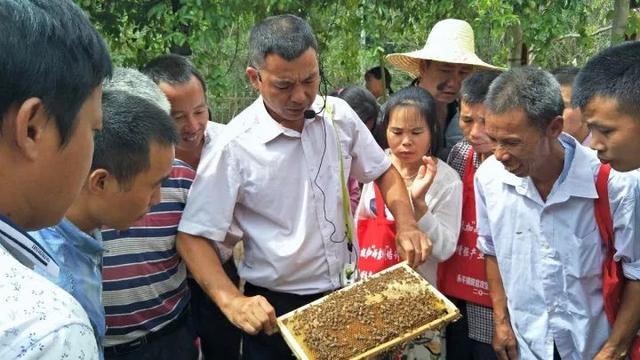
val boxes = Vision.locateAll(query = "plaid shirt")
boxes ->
[446,140,493,345]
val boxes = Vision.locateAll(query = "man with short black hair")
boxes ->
[476,66,640,359]
[141,54,240,359]
[0,0,112,358]
[572,41,640,172]
[364,66,393,99]
[551,66,590,146]
[143,54,222,169]
[30,68,178,355]
[177,14,430,359]
[444,70,501,360]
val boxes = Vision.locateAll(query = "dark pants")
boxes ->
[241,282,325,360]
[446,298,497,360]
[189,259,242,359]
[104,312,197,360]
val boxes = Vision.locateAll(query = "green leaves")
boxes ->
[76,0,620,119]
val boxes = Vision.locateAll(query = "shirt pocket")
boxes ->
[329,154,352,182]
[566,228,604,278]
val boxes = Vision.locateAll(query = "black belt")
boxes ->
[243,282,330,319]
[104,307,190,356]
[244,282,331,299]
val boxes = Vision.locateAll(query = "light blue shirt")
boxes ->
[30,218,105,354]
[475,133,640,360]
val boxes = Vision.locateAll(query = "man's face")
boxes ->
[98,142,174,230]
[459,101,494,155]
[365,77,384,99]
[583,95,640,172]
[486,108,559,178]
[35,87,103,229]
[419,60,473,104]
[159,77,209,154]
[247,48,320,128]
[560,85,587,141]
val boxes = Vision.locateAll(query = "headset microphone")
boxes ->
[303,109,317,119]
[304,95,328,119]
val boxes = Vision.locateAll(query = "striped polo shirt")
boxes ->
[101,159,195,346]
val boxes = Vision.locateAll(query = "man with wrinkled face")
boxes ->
[476,66,640,360]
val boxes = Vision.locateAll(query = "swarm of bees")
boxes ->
[281,267,450,360]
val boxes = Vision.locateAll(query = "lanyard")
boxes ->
[324,102,355,253]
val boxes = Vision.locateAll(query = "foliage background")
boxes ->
[76,0,638,123]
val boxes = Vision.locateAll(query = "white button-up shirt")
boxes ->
[204,120,225,147]
[475,134,640,360]
[179,96,390,294]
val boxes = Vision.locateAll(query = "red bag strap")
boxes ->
[463,149,476,189]
[594,164,613,253]
[372,183,387,220]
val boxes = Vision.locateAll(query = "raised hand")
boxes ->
[410,156,438,202]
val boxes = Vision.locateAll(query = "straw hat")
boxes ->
[386,19,500,77]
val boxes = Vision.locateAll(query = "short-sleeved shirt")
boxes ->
[101,160,195,346]
[0,215,98,359]
[475,133,640,359]
[179,95,391,295]
[29,218,105,350]
[199,120,225,163]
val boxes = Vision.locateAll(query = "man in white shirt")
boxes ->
[476,66,640,360]
[572,41,640,172]
[0,0,112,358]
[177,14,430,359]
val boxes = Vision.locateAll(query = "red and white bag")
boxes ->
[356,183,398,279]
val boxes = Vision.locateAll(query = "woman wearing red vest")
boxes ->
[440,71,501,359]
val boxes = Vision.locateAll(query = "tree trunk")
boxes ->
[378,55,388,102]
[508,23,525,67]
[359,0,367,78]
[612,0,630,44]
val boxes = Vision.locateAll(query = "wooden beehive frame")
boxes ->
[277,261,461,360]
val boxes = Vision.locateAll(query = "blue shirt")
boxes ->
[30,218,105,352]
[475,134,640,359]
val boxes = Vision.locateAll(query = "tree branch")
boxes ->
[553,25,613,41]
